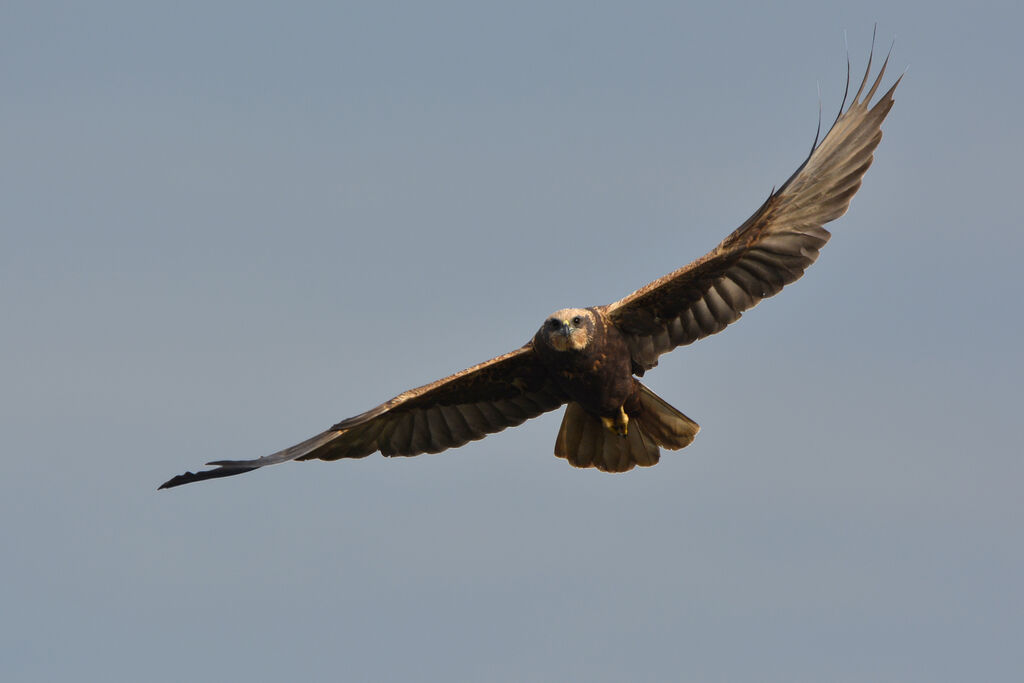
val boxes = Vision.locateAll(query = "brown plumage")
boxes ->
[159,45,900,489]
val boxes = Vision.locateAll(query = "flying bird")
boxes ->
[160,45,900,489]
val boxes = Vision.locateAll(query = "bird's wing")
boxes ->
[158,344,566,488]
[604,48,901,373]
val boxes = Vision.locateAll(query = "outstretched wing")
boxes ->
[604,47,901,373]
[158,344,566,488]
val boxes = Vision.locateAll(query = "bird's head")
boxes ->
[537,308,596,352]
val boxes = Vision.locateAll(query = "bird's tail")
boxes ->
[553,382,699,473]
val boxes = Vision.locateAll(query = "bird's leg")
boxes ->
[601,406,629,437]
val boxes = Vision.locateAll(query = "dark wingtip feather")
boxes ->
[810,81,824,153]
[851,25,878,104]
[158,430,343,489]
[863,42,893,104]
[836,35,852,123]
[158,465,259,489]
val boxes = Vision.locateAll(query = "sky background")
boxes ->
[3,1,1022,681]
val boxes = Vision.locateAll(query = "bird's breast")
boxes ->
[542,346,635,417]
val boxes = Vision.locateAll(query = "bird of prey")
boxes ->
[160,45,900,489]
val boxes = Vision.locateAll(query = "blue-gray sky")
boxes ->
[3,2,1021,681]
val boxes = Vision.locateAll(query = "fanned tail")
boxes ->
[553,382,699,473]
[633,382,700,450]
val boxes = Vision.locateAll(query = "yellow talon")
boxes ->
[601,407,629,437]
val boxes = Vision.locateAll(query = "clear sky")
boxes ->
[3,2,1021,681]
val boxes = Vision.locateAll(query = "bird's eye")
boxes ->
[572,316,582,326]
[546,319,559,329]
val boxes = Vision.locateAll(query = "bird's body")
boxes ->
[160,41,901,489]
[532,308,636,418]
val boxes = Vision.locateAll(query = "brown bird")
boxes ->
[160,45,900,489]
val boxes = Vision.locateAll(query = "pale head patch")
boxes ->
[541,307,594,352]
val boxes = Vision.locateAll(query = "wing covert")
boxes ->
[319,344,566,458]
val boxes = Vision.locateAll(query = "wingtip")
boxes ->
[158,474,189,490]
[157,465,260,490]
